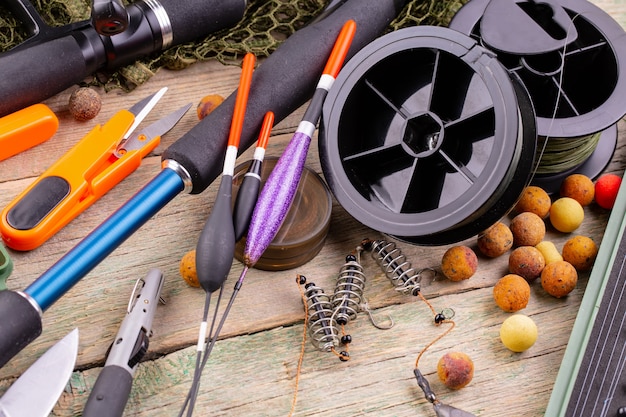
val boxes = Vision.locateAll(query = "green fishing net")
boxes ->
[0,0,466,91]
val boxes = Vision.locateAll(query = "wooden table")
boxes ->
[0,2,625,416]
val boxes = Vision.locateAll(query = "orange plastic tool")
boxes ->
[0,88,191,251]
[0,104,58,161]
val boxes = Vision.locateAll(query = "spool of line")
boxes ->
[536,132,600,175]
[449,0,626,192]
[532,124,618,192]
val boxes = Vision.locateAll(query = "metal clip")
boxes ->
[107,268,165,373]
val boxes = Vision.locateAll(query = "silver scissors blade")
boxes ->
[0,328,78,417]
[124,87,169,140]
[116,102,192,155]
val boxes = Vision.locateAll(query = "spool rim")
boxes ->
[449,0,626,139]
[320,26,537,245]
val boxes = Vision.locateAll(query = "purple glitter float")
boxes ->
[244,131,312,266]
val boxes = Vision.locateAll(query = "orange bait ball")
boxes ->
[510,212,546,247]
[560,174,595,206]
[508,246,545,282]
[441,245,478,281]
[541,260,578,298]
[477,222,513,258]
[562,235,598,272]
[437,352,474,390]
[514,185,551,218]
[179,249,200,288]
[197,94,225,120]
[493,274,531,312]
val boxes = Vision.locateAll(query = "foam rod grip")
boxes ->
[158,0,247,45]
[162,0,408,194]
[0,290,43,368]
[0,36,93,118]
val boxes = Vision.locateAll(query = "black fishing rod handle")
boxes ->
[162,0,409,194]
[82,365,133,417]
[0,290,42,368]
[0,0,246,118]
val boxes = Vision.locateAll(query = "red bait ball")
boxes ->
[595,174,622,209]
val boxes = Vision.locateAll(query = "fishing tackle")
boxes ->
[0,0,405,369]
[331,253,366,326]
[296,241,394,363]
[369,239,432,296]
[302,278,341,354]
[414,368,477,417]
[179,52,256,417]
[331,241,393,331]
[368,237,473,416]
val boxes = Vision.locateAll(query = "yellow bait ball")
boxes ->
[549,197,584,233]
[500,314,538,352]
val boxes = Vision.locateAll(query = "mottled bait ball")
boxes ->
[441,245,478,281]
[508,246,545,282]
[493,274,531,312]
[500,314,538,352]
[68,87,102,121]
[562,235,598,272]
[560,174,595,206]
[437,352,474,389]
[514,185,551,218]
[510,212,546,247]
[549,197,584,233]
[595,174,622,209]
[477,222,513,258]
[197,94,224,120]
[541,260,578,298]
[179,249,200,288]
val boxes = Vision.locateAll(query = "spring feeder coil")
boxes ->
[449,0,626,192]
[319,26,537,245]
[331,254,366,325]
[303,281,340,352]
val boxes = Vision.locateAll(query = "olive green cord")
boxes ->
[536,132,602,175]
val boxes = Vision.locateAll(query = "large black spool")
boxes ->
[319,26,537,245]
[449,0,626,192]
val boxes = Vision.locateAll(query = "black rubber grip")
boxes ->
[83,365,134,417]
[7,176,70,230]
[158,0,247,45]
[0,35,94,117]
[162,0,408,194]
[0,290,43,368]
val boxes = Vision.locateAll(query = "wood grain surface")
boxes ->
[0,1,625,416]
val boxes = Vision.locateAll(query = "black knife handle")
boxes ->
[162,0,408,194]
[83,365,134,417]
[0,290,43,368]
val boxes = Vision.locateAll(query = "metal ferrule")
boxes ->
[163,159,193,193]
[141,0,173,48]
[16,290,43,317]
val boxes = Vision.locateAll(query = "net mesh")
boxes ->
[0,0,467,91]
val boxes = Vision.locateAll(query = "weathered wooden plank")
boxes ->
[0,1,624,416]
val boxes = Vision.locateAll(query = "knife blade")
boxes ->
[0,328,78,417]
